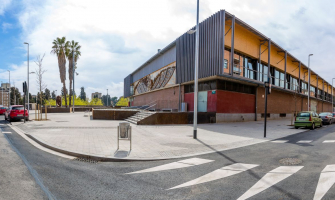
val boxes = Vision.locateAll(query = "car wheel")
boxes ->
[295,126,299,129]
[310,123,315,130]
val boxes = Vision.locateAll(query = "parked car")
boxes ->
[294,111,322,130]
[319,112,334,125]
[5,105,28,122]
[0,107,7,115]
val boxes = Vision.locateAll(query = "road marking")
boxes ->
[323,140,335,143]
[126,158,214,174]
[2,131,12,134]
[237,166,303,200]
[271,140,288,143]
[313,165,335,200]
[168,163,258,190]
[297,140,313,143]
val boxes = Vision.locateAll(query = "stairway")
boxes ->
[125,111,156,125]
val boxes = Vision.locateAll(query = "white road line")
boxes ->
[297,140,313,143]
[126,158,214,174]
[168,163,258,190]
[323,140,335,143]
[313,165,335,200]
[271,140,288,143]
[2,131,12,133]
[237,166,303,200]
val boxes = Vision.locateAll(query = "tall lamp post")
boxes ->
[7,70,10,107]
[307,54,313,111]
[24,42,30,115]
[332,78,335,112]
[187,0,200,139]
[1,81,3,107]
[107,89,109,107]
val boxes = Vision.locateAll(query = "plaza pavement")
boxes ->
[9,111,306,161]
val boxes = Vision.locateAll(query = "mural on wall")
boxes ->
[133,63,176,95]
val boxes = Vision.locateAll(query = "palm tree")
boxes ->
[66,40,81,107]
[51,37,69,107]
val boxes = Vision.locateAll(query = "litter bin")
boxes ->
[119,122,130,138]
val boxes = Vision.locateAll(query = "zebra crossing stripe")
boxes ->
[237,166,303,200]
[168,163,258,190]
[126,158,214,174]
[297,140,312,143]
[271,140,288,143]
[313,165,335,200]
[323,140,335,143]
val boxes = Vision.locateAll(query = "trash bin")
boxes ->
[119,122,130,138]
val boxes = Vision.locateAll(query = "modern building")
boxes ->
[91,92,102,100]
[124,10,335,122]
[0,83,10,107]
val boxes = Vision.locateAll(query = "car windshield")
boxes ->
[319,113,331,116]
[297,112,310,117]
[12,106,24,110]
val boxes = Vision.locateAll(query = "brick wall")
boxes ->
[132,86,183,110]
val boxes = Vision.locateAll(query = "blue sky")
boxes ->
[0,0,335,98]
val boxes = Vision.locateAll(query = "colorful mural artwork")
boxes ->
[133,63,176,95]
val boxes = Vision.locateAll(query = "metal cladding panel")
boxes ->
[123,74,133,98]
[132,46,176,83]
[176,10,224,84]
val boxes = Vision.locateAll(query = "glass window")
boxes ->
[263,65,268,82]
[280,72,285,88]
[224,59,228,69]
[275,70,280,86]
[297,112,310,117]
[258,63,263,82]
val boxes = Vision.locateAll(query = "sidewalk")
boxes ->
[11,112,306,161]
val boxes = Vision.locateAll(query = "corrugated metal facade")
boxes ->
[132,46,177,83]
[176,10,225,84]
[124,74,133,98]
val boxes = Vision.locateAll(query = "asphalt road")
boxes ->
[2,116,335,200]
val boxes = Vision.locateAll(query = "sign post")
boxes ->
[264,78,271,138]
[22,81,27,123]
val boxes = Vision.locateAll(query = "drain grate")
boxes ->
[73,157,99,164]
[279,158,302,165]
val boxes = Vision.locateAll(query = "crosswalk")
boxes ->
[271,140,335,143]
[127,158,335,199]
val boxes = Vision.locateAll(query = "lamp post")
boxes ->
[307,54,313,111]
[187,0,200,139]
[1,81,2,107]
[332,78,335,112]
[24,42,30,115]
[107,89,108,107]
[7,70,10,107]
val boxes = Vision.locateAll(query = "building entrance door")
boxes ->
[198,91,207,112]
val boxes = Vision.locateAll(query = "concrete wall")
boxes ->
[137,112,216,125]
[92,109,138,120]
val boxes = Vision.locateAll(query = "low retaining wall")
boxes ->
[137,112,216,125]
[92,109,138,120]
[42,107,70,113]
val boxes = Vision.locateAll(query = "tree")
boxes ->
[115,97,129,107]
[10,87,21,105]
[93,94,98,99]
[66,40,81,107]
[36,92,45,105]
[35,54,47,105]
[29,93,35,103]
[45,88,51,100]
[101,95,111,106]
[111,96,118,106]
[51,91,56,100]
[61,87,68,96]
[80,87,86,101]
[51,37,68,107]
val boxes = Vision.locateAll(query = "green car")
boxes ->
[294,111,322,130]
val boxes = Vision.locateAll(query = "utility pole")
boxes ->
[72,50,75,113]
[307,54,313,111]
[8,70,10,108]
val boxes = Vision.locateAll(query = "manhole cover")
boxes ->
[279,158,302,165]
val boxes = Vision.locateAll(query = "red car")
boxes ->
[5,105,29,122]
[0,107,7,115]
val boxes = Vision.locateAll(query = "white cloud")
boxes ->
[2,0,335,98]
[2,22,12,32]
[0,0,11,15]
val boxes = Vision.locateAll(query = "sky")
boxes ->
[0,0,334,99]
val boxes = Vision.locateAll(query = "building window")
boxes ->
[224,59,228,69]
[257,63,263,82]
[310,86,316,97]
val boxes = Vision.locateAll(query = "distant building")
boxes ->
[1,83,10,89]
[91,92,102,99]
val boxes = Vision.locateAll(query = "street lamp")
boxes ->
[187,0,200,139]
[332,78,335,112]
[7,70,10,107]
[24,42,30,116]
[1,81,2,107]
[307,54,313,111]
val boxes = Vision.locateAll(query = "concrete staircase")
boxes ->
[125,111,156,125]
